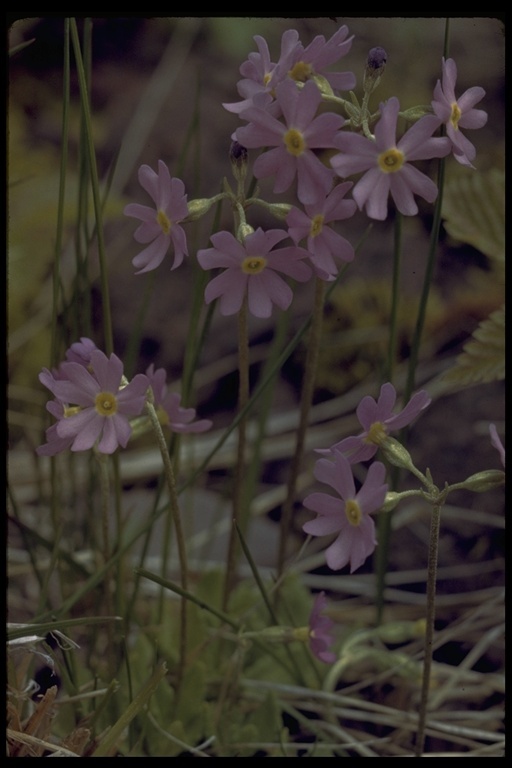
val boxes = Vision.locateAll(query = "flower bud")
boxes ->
[230,140,248,184]
[460,469,505,493]
[379,436,416,473]
[363,47,387,94]
[186,196,222,221]
[237,222,255,243]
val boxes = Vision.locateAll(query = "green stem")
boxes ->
[145,399,188,708]
[223,295,249,610]
[415,500,442,757]
[277,277,326,582]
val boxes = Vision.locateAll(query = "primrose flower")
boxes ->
[236,78,345,205]
[284,25,356,93]
[489,423,505,468]
[197,228,312,318]
[37,401,76,457]
[303,451,388,572]
[286,182,356,279]
[431,57,487,168]
[124,160,189,274]
[331,96,451,220]
[146,364,212,434]
[38,350,149,455]
[320,382,431,464]
[65,337,97,366]
[309,591,337,663]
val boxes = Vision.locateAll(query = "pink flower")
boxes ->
[286,183,356,279]
[431,57,487,168]
[303,451,388,572]
[38,350,149,454]
[236,78,345,205]
[197,228,312,318]
[284,26,356,93]
[320,382,431,464]
[146,364,212,433]
[489,423,505,468]
[124,160,189,274]
[309,591,336,663]
[331,96,451,220]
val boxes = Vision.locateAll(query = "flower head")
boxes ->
[309,591,337,663]
[236,78,344,205]
[284,26,356,93]
[431,57,487,168]
[197,228,312,318]
[489,423,505,468]
[331,96,451,220]
[320,382,431,464]
[124,160,189,274]
[38,350,149,454]
[286,183,356,279]
[146,364,212,434]
[65,337,97,366]
[303,451,388,572]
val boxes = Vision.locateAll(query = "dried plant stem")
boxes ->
[145,399,188,707]
[223,296,249,611]
[415,500,442,756]
[277,277,325,582]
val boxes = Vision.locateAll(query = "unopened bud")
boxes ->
[460,469,505,493]
[230,140,248,184]
[186,196,222,221]
[379,436,416,473]
[237,222,255,243]
[363,47,387,93]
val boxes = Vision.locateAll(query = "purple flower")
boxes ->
[38,350,149,454]
[286,183,356,279]
[146,364,212,434]
[65,337,97,366]
[431,57,487,168]
[331,96,451,220]
[37,401,76,457]
[303,451,388,572]
[320,382,431,464]
[285,26,356,93]
[489,423,505,468]
[236,78,345,205]
[309,591,337,663]
[197,228,312,318]
[124,160,189,274]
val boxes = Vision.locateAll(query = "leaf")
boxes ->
[442,304,505,386]
[442,168,505,264]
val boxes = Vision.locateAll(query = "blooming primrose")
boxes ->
[146,364,212,434]
[38,350,149,455]
[284,25,356,93]
[431,57,488,168]
[331,96,451,220]
[303,450,388,572]
[235,78,345,205]
[286,182,356,280]
[319,382,431,464]
[124,160,189,274]
[197,227,312,318]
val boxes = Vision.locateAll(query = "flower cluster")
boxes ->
[304,383,430,572]
[37,341,211,456]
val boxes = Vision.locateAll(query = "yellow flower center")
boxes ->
[450,102,462,129]
[284,128,306,157]
[288,61,313,83]
[242,256,267,274]
[95,391,118,417]
[263,72,272,86]
[345,499,362,527]
[365,421,387,446]
[63,406,82,418]
[157,209,171,235]
[377,148,405,173]
[310,214,324,238]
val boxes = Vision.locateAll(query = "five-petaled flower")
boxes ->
[124,160,189,274]
[308,591,337,663]
[286,183,356,280]
[303,450,388,572]
[38,350,149,455]
[235,78,345,205]
[331,96,451,220]
[146,364,212,434]
[319,382,431,464]
[431,57,487,168]
[197,227,312,318]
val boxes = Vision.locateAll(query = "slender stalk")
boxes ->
[415,500,442,757]
[222,295,250,610]
[145,399,188,708]
[277,277,326,582]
